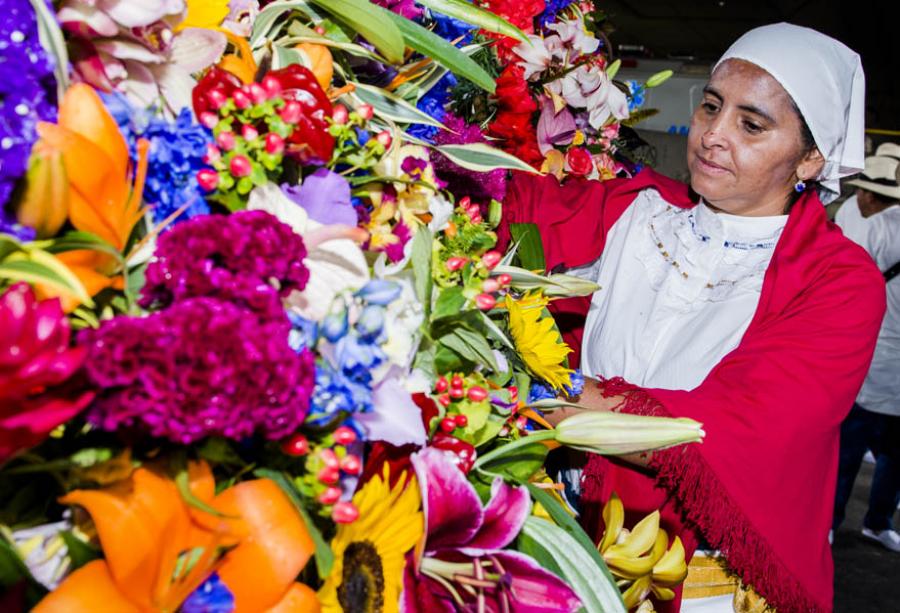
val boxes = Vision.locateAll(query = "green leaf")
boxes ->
[417,0,528,43]
[0,538,47,604]
[470,416,504,447]
[508,223,545,271]
[435,143,539,174]
[44,231,123,260]
[254,469,334,578]
[60,531,101,570]
[432,285,466,320]
[438,327,499,371]
[410,229,433,311]
[646,69,674,88]
[476,440,548,481]
[520,516,627,613]
[0,258,92,305]
[383,10,496,92]
[29,0,69,100]
[250,0,310,48]
[520,483,625,611]
[273,45,306,70]
[309,0,405,64]
[284,29,385,63]
[174,469,237,519]
[351,82,446,128]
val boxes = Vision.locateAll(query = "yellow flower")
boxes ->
[319,467,423,613]
[177,0,230,31]
[506,292,573,389]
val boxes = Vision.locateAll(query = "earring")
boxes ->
[794,180,806,193]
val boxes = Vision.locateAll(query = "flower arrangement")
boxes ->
[0,1,696,612]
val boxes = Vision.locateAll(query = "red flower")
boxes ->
[478,0,546,61]
[494,65,537,114]
[565,147,594,177]
[488,111,543,167]
[0,284,94,463]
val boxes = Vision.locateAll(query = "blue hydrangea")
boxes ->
[0,0,57,224]
[306,361,373,427]
[181,573,235,613]
[407,72,458,143]
[528,369,585,403]
[539,0,577,27]
[102,94,212,225]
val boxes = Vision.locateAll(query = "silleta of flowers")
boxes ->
[0,1,693,612]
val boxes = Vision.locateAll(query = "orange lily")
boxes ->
[20,83,149,308]
[218,30,258,84]
[34,461,319,613]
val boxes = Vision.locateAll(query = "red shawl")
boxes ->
[499,169,886,613]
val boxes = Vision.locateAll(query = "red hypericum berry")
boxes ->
[467,386,488,402]
[318,466,340,485]
[340,454,362,475]
[280,433,308,456]
[466,203,480,219]
[332,501,360,524]
[459,196,471,209]
[475,293,496,310]
[440,417,457,433]
[333,426,357,446]
[449,386,464,400]
[516,416,528,430]
[199,111,219,129]
[264,132,285,155]
[216,131,236,151]
[229,155,252,177]
[332,104,349,125]
[241,124,259,141]
[261,75,283,98]
[438,393,451,407]
[318,486,341,505]
[481,278,500,293]
[497,273,512,286]
[450,375,464,389]
[208,89,228,110]
[320,448,340,469]
[280,100,302,124]
[435,376,449,392]
[375,130,392,148]
[358,104,374,121]
[471,214,483,224]
[454,413,469,427]
[482,251,502,270]
[509,385,518,400]
[445,257,468,272]
[203,144,221,164]
[249,83,268,104]
[196,169,220,192]
[233,89,251,109]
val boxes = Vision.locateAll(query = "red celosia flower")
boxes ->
[0,283,94,463]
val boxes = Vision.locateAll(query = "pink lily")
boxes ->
[401,448,581,612]
[0,284,94,464]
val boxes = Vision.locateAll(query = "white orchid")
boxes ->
[547,64,630,128]
[546,20,601,57]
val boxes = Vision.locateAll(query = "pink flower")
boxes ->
[401,448,581,612]
[0,284,94,463]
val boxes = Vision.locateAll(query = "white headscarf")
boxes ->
[715,23,866,203]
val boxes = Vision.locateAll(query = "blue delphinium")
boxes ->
[181,573,235,613]
[407,72,458,143]
[625,80,646,113]
[103,94,212,225]
[528,369,585,403]
[306,361,373,427]
[0,0,57,234]
[539,0,576,28]
[430,11,476,44]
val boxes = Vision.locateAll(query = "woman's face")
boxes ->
[687,59,822,216]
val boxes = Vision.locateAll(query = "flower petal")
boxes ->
[487,551,582,613]
[410,447,483,551]
[32,560,139,612]
[97,0,185,27]
[357,375,427,447]
[170,28,227,74]
[463,478,530,551]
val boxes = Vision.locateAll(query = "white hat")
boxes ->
[715,23,866,204]
[846,155,900,200]
[875,142,900,160]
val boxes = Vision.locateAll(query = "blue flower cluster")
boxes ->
[625,80,646,113]
[290,280,403,430]
[528,369,586,403]
[406,72,458,143]
[103,94,212,225]
[539,0,577,27]
[430,11,476,44]
[182,573,235,613]
[0,0,57,238]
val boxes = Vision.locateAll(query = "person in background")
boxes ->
[832,147,900,552]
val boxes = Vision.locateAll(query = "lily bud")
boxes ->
[554,412,704,455]
[17,147,68,238]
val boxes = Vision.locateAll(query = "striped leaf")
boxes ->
[351,82,446,127]
[309,0,405,64]
[435,143,541,174]
[417,0,528,42]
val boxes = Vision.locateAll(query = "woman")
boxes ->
[500,24,884,613]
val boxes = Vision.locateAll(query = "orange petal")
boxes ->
[32,560,139,613]
[265,583,321,613]
[217,479,314,612]
[58,84,129,181]
[34,250,118,312]
[296,43,333,90]
[16,145,69,238]
[59,468,184,608]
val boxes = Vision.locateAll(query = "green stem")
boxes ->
[472,429,556,471]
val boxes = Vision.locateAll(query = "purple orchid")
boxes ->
[401,448,581,612]
[281,168,357,227]
[536,97,576,155]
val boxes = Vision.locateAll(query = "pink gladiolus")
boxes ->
[0,284,94,464]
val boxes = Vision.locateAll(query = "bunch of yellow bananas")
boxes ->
[598,493,688,611]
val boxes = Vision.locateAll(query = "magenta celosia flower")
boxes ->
[0,284,94,463]
[401,448,581,612]
[81,297,315,444]
[432,114,507,203]
[140,210,309,316]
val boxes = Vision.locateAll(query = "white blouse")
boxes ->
[572,189,788,391]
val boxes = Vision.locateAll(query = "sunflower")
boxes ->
[319,467,423,613]
[505,291,574,389]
